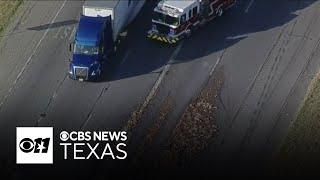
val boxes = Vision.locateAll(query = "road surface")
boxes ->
[126,0,320,177]
[0,0,319,178]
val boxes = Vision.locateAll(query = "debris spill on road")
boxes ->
[163,69,224,166]
[132,98,173,165]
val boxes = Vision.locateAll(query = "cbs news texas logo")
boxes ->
[16,127,53,164]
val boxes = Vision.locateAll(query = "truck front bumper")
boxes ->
[69,65,101,82]
[147,31,180,44]
[69,72,99,82]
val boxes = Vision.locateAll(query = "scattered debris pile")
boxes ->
[165,70,224,165]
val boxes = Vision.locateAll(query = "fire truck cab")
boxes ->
[147,0,236,44]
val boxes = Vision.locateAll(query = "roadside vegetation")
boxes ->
[272,72,320,175]
[0,0,23,36]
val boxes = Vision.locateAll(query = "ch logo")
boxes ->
[19,138,50,153]
[16,127,53,164]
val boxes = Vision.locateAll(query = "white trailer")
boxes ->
[83,0,145,41]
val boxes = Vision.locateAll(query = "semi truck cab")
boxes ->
[69,15,113,81]
[68,0,146,81]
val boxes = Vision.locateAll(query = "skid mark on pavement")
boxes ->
[267,25,320,147]
[239,6,320,152]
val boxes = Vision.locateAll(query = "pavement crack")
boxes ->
[80,83,110,130]
[36,74,68,126]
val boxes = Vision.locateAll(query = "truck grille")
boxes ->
[155,23,170,35]
[74,67,88,80]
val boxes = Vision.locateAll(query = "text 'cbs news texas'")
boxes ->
[17,127,128,164]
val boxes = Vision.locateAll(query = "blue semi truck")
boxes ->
[69,0,145,81]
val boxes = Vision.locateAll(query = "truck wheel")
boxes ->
[217,8,224,17]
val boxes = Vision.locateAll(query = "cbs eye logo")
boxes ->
[16,127,53,164]
[19,138,50,153]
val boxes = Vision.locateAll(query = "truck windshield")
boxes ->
[73,44,99,55]
[153,12,179,26]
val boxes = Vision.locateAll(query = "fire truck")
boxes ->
[147,0,236,44]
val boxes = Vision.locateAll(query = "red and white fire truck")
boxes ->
[147,0,236,44]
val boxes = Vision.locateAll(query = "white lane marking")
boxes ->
[138,42,183,114]
[120,50,131,65]
[210,49,226,76]
[226,34,248,40]
[62,26,69,39]
[69,26,76,41]
[245,0,255,13]
[0,0,67,109]
[54,26,63,38]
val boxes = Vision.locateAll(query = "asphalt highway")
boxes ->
[0,0,175,177]
[126,0,320,177]
[0,0,320,178]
